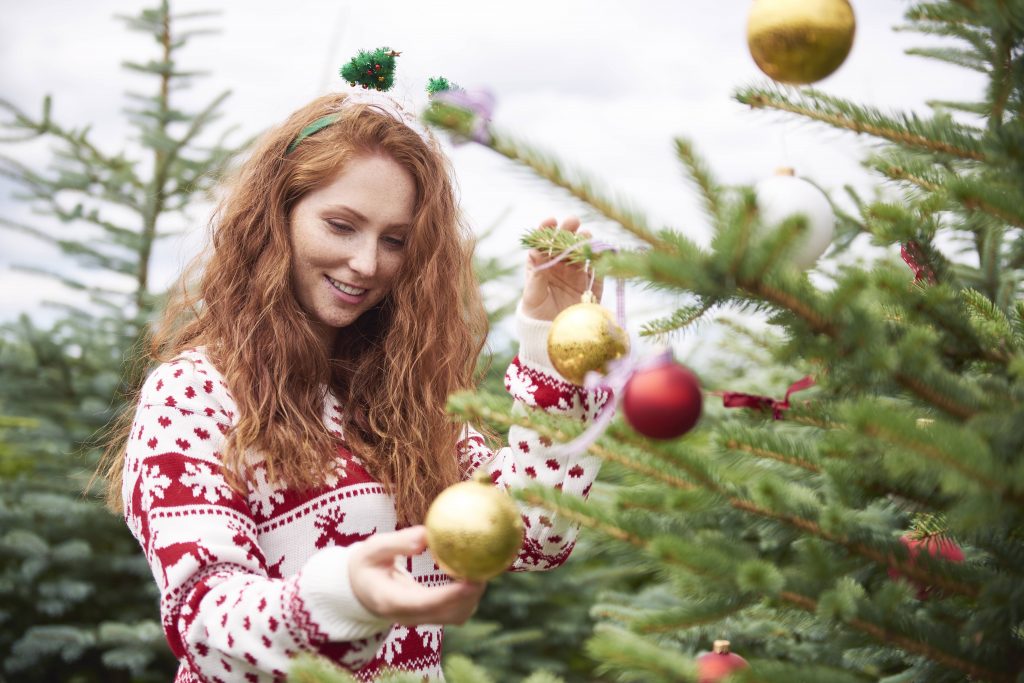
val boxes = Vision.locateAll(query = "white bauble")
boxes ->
[754,169,835,270]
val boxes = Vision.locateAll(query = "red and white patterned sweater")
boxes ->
[121,311,609,682]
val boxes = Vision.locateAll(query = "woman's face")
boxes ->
[289,154,416,347]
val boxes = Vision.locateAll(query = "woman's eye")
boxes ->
[382,236,406,249]
[327,221,354,233]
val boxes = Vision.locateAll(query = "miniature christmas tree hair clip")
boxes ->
[286,47,431,154]
[340,47,401,90]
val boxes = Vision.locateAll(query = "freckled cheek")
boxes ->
[380,254,407,289]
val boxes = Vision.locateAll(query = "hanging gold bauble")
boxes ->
[547,293,630,385]
[424,473,524,582]
[747,0,856,85]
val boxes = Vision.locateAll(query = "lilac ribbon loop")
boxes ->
[549,353,637,458]
[433,88,496,144]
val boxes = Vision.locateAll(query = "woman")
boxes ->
[99,92,607,682]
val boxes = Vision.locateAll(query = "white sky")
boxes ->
[0,1,986,366]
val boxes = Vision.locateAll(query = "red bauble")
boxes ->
[888,533,964,599]
[697,640,749,683]
[622,352,702,439]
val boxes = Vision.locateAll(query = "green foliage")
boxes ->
[433,2,1024,682]
[0,303,178,683]
[445,537,638,682]
[0,2,249,680]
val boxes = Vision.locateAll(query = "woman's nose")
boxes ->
[348,237,378,277]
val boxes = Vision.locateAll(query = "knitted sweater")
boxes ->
[122,311,609,682]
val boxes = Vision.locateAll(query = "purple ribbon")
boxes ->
[433,88,496,144]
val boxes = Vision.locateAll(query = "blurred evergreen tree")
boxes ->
[0,2,250,679]
[427,2,1024,682]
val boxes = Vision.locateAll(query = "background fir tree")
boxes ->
[0,2,250,680]
[430,1,1024,681]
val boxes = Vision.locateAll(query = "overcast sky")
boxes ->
[0,1,986,365]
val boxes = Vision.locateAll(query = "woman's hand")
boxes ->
[521,216,604,322]
[348,526,485,626]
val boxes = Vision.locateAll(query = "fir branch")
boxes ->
[157,89,232,175]
[639,300,715,338]
[519,491,645,547]
[989,35,1013,125]
[720,437,820,473]
[136,9,174,309]
[482,129,669,249]
[905,46,988,72]
[520,226,594,264]
[858,416,1015,504]
[874,158,1024,231]
[674,138,721,221]
[528,486,982,640]
[586,625,697,682]
[449,395,698,491]
[960,288,1018,358]
[597,421,980,599]
[874,269,1010,368]
[606,427,720,493]
[892,371,978,420]
[0,98,146,191]
[778,591,1013,683]
[739,268,984,420]
[928,98,990,115]
[959,188,1024,231]
[729,498,979,599]
[735,85,986,161]
[874,159,944,194]
[737,275,838,339]
[628,598,755,634]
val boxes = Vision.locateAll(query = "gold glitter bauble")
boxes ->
[747,0,856,85]
[547,299,630,386]
[424,474,524,581]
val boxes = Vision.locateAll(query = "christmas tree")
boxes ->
[0,3,250,679]
[425,1,1024,681]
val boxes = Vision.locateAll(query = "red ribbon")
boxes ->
[720,375,816,420]
[901,241,937,285]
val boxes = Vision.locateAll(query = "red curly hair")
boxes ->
[99,93,489,526]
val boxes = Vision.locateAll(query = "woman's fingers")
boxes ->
[348,527,487,625]
[521,215,598,320]
[559,215,581,233]
[388,580,486,626]
[360,525,427,564]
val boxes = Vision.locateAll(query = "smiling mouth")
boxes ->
[326,275,367,296]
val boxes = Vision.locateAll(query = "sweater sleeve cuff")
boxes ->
[515,302,557,372]
[296,544,393,642]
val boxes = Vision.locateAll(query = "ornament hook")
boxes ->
[580,259,597,304]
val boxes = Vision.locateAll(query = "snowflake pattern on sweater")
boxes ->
[122,316,609,683]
